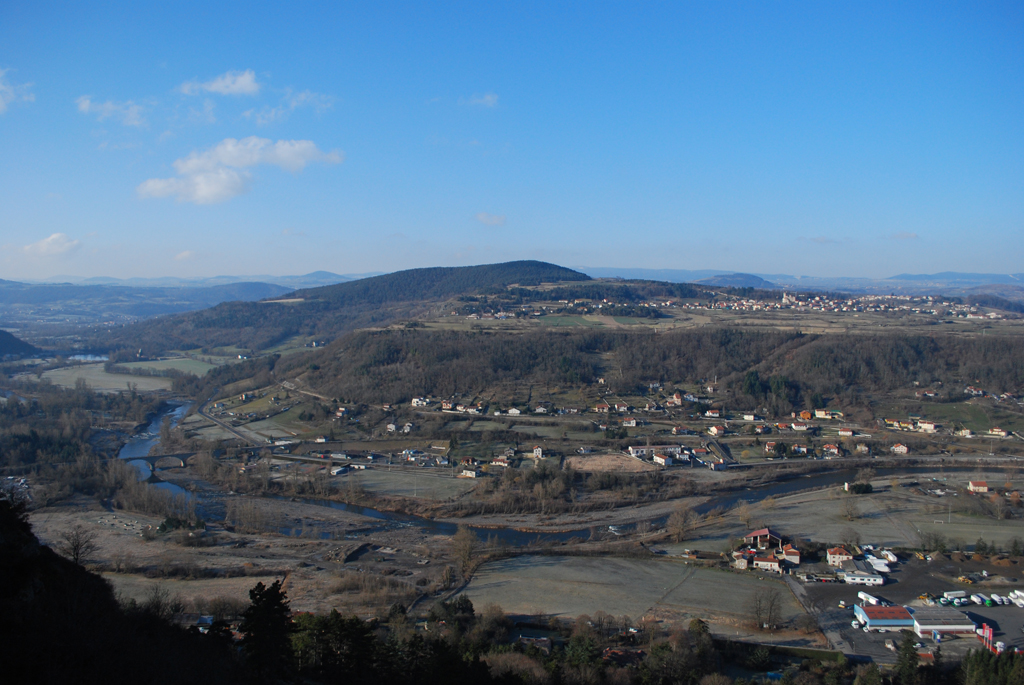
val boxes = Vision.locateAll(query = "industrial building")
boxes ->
[854,605,914,631]
[911,608,976,639]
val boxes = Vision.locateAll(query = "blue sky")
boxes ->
[1,2,1021,280]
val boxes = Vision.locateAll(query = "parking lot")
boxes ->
[798,555,1024,662]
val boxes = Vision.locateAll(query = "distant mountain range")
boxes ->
[579,267,1024,296]
[28,271,379,290]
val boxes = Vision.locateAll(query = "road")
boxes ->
[197,399,261,446]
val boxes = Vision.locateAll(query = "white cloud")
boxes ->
[244,89,334,125]
[180,69,261,96]
[475,212,506,226]
[23,233,81,257]
[138,136,343,204]
[76,96,146,126]
[0,68,35,114]
[464,93,498,107]
[174,250,196,261]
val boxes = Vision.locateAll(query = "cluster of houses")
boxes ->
[731,529,802,573]
[883,417,939,434]
[731,528,899,587]
[763,441,843,459]
[626,445,727,470]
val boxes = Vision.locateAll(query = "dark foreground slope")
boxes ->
[0,330,38,357]
[0,498,240,685]
[100,261,591,353]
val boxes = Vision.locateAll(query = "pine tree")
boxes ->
[240,579,293,681]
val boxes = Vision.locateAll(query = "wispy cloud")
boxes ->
[889,231,919,240]
[799,236,839,244]
[137,136,343,204]
[180,69,261,96]
[281,227,307,237]
[475,212,506,226]
[244,89,334,125]
[463,93,499,107]
[24,233,81,257]
[76,96,146,126]
[0,68,35,114]
[174,250,196,261]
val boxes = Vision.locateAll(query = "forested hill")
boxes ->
[286,261,590,306]
[97,261,591,354]
[0,330,37,357]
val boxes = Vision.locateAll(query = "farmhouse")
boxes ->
[652,454,673,467]
[411,397,430,407]
[838,428,854,437]
[988,427,1009,437]
[827,547,853,567]
[752,557,781,573]
[777,544,801,565]
[744,528,783,549]
[968,481,989,493]
[533,446,543,458]
[704,409,721,418]
[622,417,638,427]
[708,425,726,436]
[890,443,909,454]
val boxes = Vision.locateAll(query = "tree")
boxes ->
[667,505,697,542]
[752,587,782,630]
[57,524,97,565]
[239,580,293,681]
[452,525,477,576]
[853,663,882,685]
[840,497,860,521]
[840,527,862,551]
[975,538,988,555]
[892,630,920,685]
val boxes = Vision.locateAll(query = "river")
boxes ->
[121,410,1004,546]
[119,402,191,498]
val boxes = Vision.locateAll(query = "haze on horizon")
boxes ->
[1,2,1022,282]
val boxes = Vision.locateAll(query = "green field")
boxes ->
[38,364,172,392]
[537,316,603,327]
[460,557,804,622]
[935,404,1022,433]
[121,358,218,375]
[348,469,478,500]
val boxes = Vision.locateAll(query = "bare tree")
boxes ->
[840,527,862,551]
[452,525,478,577]
[635,519,652,540]
[752,586,782,630]
[735,502,754,528]
[796,613,819,634]
[840,497,860,521]
[57,524,98,565]
[667,505,698,542]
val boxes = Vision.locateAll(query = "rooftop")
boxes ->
[860,606,913,621]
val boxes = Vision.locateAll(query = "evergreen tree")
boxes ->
[239,579,293,681]
[893,630,920,685]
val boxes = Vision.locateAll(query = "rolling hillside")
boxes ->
[98,261,592,354]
